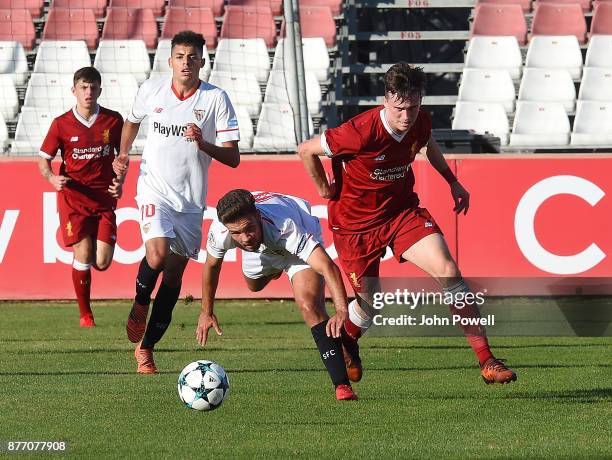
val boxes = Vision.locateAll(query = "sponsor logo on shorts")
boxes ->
[66,221,73,237]
[102,129,110,144]
[207,231,215,246]
[349,272,361,288]
[425,221,433,228]
[70,136,79,142]
[193,109,205,121]
[227,118,238,128]
[296,234,310,254]
[142,223,151,234]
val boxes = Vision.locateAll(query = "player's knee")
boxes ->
[246,279,266,292]
[438,260,460,280]
[296,299,324,321]
[146,252,166,271]
[96,259,112,271]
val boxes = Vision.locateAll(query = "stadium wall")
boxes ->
[0,155,611,300]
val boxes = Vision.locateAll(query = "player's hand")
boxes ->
[326,307,348,338]
[451,181,470,215]
[49,174,70,191]
[184,123,204,147]
[107,178,123,199]
[196,312,223,346]
[321,170,337,200]
[113,154,129,177]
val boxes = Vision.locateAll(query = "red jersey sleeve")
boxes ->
[39,118,61,160]
[321,119,365,158]
[112,114,124,154]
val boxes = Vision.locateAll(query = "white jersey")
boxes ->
[128,76,240,213]
[207,192,323,263]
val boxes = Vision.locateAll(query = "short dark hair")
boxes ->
[171,30,206,55]
[73,67,101,86]
[383,63,427,101]
[216,189,257,224]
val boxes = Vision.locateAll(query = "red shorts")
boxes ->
[332,207,442,293]
[58,193,117,247]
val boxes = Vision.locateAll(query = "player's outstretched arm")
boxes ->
[297,137,335,199]
[38,157,70,191]
[197,253,225,346]
[306,246,349,338]
[113,120,140,179]
[425,136,470,215]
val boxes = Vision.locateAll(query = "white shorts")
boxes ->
[136,196,203,259]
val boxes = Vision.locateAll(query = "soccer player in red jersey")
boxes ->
[38,67,124,328]
[297,64,517,385]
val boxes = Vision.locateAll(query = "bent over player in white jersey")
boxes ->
[113,30,240,374]
[198,190,358,401]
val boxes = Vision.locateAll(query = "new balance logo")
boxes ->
[373,154,386,161]
[70,136,79,142]
[154,107,163,113]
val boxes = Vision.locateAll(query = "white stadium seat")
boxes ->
[234,105,253,150]
[208,70,262,117]
[132,117,149,154]
[452,102,509,145]
[98,73,139,114]
[464,36,523,80]
[457,68,516,113]
[0,75,19,119]
[0,41,28,84]
[570,101,612,146]
[11,108,55,155]
[263,69,322,115]
[213,39,270,84]
[510,101,570,147]
[152,39,211,82]
[525,35,583,80]
[24,73,74,112]
[94,40,151,84]
[578,67,612,102]
[0,112,8,150]
[585,35,612,68]
[33,40,91,74]
[253,102,298,151]
[272,37,330,82]
[518,68,576,112]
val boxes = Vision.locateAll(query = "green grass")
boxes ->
[0,300,611,459]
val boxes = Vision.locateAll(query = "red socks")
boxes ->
[72,260,93,321]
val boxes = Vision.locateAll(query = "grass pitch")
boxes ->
[0,300,611,459]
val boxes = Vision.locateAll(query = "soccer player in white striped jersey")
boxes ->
[113,30,240,374]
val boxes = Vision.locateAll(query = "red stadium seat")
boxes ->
[534,0,591,13]
[228,0,282,16]
[475,0,531,13]
[168,0,224,17]
[102,8,158,49]
[300,0,343,16]
[294,6,336,47]
[220,6,276,48]
[109,0,165,18]
[532,3,587,44]
[161,7,217,49]
[0,0,43,18]
[0,9,35,50]
[471,4,528,45]
[591,2,612,34]
[52,0,107,18]
[42,8,99,49]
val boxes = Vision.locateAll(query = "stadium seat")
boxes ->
[471,4,528,45]
[253,102,301,151]
[578,67,612,101]
[220,6,276,48]
[98,73,139,114]
[102,8,158,49]
[509,101,570,147]
[234,105,254,149]
[169,0,224,17]
[518,68,576,112]
[11,108,55,155]
[525,35,583,80]
[534,0,592,13]
[0,75,18,119]
[585,34,612,67]
[464,36,522,80]
[0,112,7,150]
[23,73,73,111]
[208,70,262,117]
[94,40,151,84]
[263,69,322,115]
[52,0,107,18]
[475,0,531,13]
[132,116,149,153]
[294,6,336,47]
[570,100,612,145]
[0,41,28,84]
[152,39,211,81]
[228,0,282,16]
[0,9,36,50]
[591,2,612,34]
[301,0,342,15]
[531,3,587,44]
[213,38,270,84]
[457,68,516,113]
[0,0,43,18]
[33,40,91,74]
[109,0,165,17]
[42,8,99,49]
[452,102,509,145]
[161,7,217,49]
[272,37,330,82]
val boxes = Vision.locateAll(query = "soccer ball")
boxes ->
[177,360,230,411]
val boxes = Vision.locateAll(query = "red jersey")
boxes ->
[322,106,432,233]
[39,106,123,208]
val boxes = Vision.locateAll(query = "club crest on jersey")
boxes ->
[349,272,361,288]
[411,141,419,155]
[66,222,73,237]
[102,129,110,144]
[193,109,205,121]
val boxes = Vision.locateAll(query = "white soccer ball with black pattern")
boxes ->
[177,360,230,411]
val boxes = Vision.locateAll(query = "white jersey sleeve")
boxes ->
[127,79,152,123]
[214,90,240,144]
[206,219,236,259]
[277,218,321,263]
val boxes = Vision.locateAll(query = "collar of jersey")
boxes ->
[171,80,202,101]
[72,105,100,128]
[379,108,407,143]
